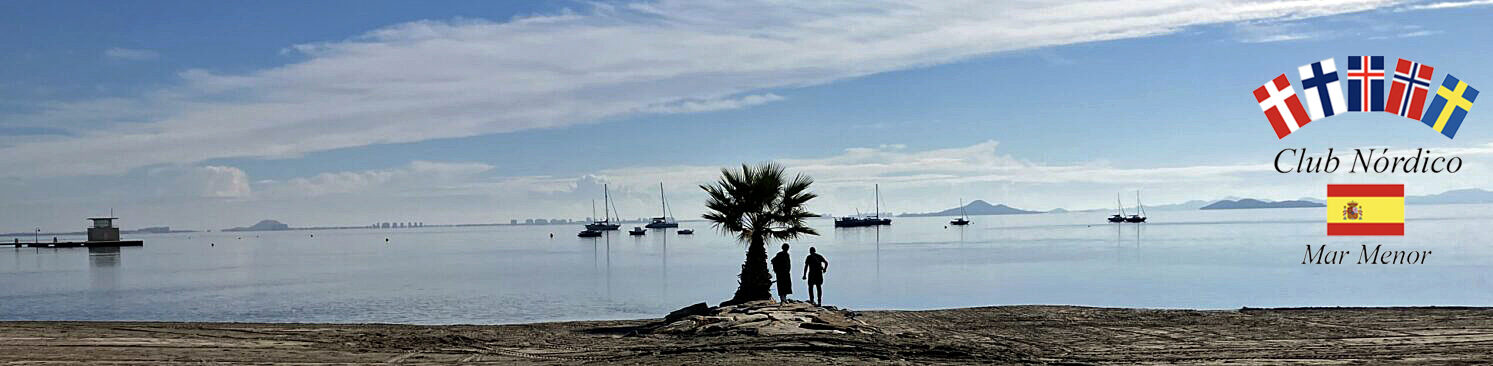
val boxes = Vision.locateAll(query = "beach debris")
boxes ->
[665,302,712,323]
[653,300,880,336]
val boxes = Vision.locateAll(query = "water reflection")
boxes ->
[88,246,121,290]
[660,230,669,300]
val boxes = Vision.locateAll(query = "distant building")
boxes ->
[510,219,518,225]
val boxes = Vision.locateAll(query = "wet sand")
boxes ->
[3,305,1491,364]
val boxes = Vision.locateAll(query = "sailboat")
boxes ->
[1124,191,1147,223]
[645,183,679,228]
[579,199,604,237]
[584,184,622,231]
[835,184,893,227]
[1107,193,1127,223]
[950,198,970,226]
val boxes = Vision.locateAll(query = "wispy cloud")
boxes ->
[1398,0,1493,11]
[0,0,1407,178]
[103,47,160,61]
[1232,21,1331,43]
[638,93,784,114]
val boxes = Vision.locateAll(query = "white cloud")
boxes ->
[148,165,252,199]
[104,47,160,61]
[639,93,784,114]
[257,161,496,198]
[0,0,1406,178]
[1398,0,1493,11]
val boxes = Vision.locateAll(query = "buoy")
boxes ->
[385,238,389,242]
[211,243,215,246]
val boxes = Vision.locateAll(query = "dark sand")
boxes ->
[3,306,1492,364]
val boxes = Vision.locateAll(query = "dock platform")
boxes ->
[13,240,143,248]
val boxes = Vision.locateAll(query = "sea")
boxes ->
[3,204,1492,325]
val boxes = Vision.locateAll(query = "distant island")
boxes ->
[1407,188,1493,205]
[224,220,292,232]
[901,200,1040,217]
[1200,199,1325,210]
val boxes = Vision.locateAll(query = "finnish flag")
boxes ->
[1298,58,1347,120]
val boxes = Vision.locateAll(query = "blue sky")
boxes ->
[3,1,1493,231]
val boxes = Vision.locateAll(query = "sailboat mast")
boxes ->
[1137,191,1145,216]
[603,184,612,222]
[960,198,966,218]
[591,199,597,224]
[1118,193,1127,216]
[874,184,881,218]
[659,182,667,218]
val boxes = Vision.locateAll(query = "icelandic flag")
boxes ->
[1253,74,1311,139]
[1386,58,1434,120]
[1421,74,1478,139]
[1346,56,1385,112]
[1298,58,1346,120]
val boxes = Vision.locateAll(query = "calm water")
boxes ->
[4,205,1493,324]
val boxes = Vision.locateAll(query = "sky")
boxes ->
[2,0,1493,232]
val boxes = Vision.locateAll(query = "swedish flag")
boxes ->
[1421,75,1478,139]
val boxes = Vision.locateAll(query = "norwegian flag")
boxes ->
[1385,58,1434,120]
[1253,74,1311,139]
[1298,58,1346,119]
[1347,56,1385,112]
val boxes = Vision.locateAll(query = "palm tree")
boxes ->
[701,163,819,305]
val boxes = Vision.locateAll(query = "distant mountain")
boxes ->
[1200,199,1325,210]
[1408,188,1493,205]
[901,200,1040,217]
[224,220,291,232]
[1145,200,1214,211]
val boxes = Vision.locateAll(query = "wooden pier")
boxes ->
[14,240,143,248]
[9,217,145,248]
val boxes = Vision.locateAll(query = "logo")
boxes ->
[1341,201,1362,221]
[1253,56,1477,139]
[1326,184,1403,236]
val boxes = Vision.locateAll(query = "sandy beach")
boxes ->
[3,305,1491,364]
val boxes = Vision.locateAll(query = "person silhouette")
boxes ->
[803,247,829,306]
[771,243,793,303]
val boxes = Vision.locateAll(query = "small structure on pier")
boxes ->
[88,217,121,242]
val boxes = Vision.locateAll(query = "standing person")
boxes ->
[771,243,793,303]
[803,247,829,306]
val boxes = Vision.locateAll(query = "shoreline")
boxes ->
[4,305,1491,364]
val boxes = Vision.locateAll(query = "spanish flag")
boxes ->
[1326,184,1404,236]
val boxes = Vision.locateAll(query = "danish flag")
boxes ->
[1347,56,1385,112]
[1253,74,1311,139]
[1385,58,1434,120]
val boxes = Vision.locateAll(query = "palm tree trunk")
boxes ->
[724,236,773,305]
